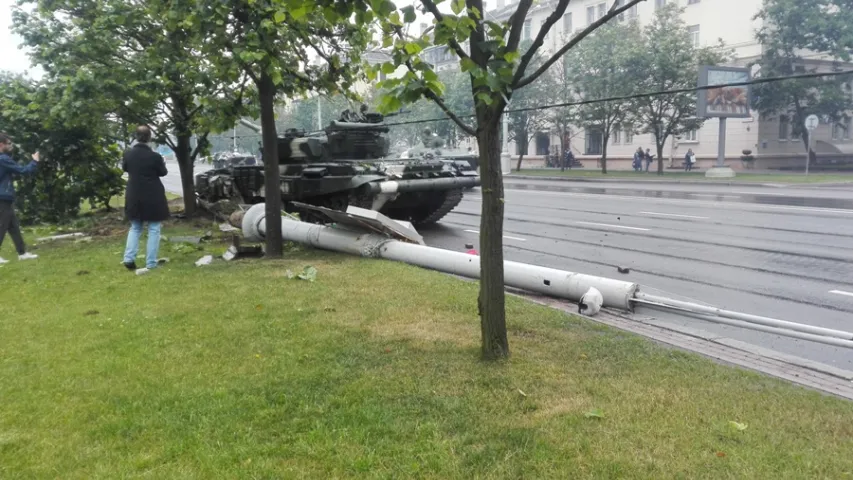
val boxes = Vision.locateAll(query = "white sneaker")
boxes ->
[18,253,38,261]
[0,257,8,264]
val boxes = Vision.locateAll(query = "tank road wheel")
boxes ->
[410,188,465,226]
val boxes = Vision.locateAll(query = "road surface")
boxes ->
[163,165,853,369]
[418,178,853,370]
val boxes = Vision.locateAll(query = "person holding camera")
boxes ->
[121,125,169,274]
[0,133,40,264]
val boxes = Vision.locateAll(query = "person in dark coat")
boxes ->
[121,125,170,273]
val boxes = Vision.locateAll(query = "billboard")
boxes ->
[697,66,751,118]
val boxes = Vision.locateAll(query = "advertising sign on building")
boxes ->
[697,66,752,118]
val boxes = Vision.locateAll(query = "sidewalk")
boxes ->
[507,168,853,189]
[519,291,853,401]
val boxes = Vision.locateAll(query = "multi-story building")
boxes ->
[419,0,853,171]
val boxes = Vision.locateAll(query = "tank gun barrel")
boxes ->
[329,120,389,132]
[367,176,480,194]
[237,118,262,134]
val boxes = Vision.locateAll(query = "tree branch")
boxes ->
[505,0,534,53]
[190,132,210,160]
[515,0,647,89]
[420,0,472,62]
[511,0,571,86]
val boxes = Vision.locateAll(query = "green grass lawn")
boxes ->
[1,220,852,478]
[516,169,853,184]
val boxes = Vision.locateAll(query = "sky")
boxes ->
[1,0,43,79]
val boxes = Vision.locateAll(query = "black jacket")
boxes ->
[122,143,170,221]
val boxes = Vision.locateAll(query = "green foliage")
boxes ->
[12,0,256,212]
[565,21,643,171]
[507,40,559,165]
[627,4,730,168]
[0,74,125,224]
[185,0,373,104]
[751,0,853,151]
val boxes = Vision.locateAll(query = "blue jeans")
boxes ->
[123,220,161,269]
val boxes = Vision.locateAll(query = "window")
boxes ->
[563,12,572,33]
[612,128,622,145]
[615,0,624,20]
[684,129,698,142]
[523,19,531,40]
[624,127,633,145]
[587,3,605,25]
[778,115,790,140]
[655,0,666,9]
[688,25,700,47]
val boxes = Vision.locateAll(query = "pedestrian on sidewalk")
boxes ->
[684,148,695,171]
[632,147,643,171]
[0,133,40,264]
[121,125,170,274]
[644,148,654,172]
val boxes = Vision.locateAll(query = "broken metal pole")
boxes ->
[633,293,853,348]
[241,203,639,310]
[240,204,853,350]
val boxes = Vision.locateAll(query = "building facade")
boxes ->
[420,0,853,171]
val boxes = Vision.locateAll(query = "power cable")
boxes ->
[376,68,853,129]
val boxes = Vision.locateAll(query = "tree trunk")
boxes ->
[174,133,197,216]
[476,110,509,361]
[515,134,526,171]
[601,131,609,174]
[258,72,283,258]
[656,141,665,175]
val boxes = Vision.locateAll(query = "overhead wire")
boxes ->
[375,68,853,129]
[216,68,853,139]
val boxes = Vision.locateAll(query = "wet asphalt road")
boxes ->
[164,165,853,370]
[417,178,853,370]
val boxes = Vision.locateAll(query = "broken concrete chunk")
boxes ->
[169,236,202,245]
[195,255,214,266]
[219,223,239,233]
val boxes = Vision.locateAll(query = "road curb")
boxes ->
[514,291,853,401]
[505,174,853,189]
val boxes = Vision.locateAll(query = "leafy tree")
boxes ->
[184,1,371,257]
[751,0,853,160]
[369,0,646,360]
[628,3,728,175]
[0,74,124,223]
[507,41,558,171]
[12,0,253,217]
[542,56,579,170]
[565,20,641,174]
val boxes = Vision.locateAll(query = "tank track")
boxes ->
[414,188,465,226]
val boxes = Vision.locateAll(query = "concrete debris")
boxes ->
[169,236,202,245]
[222,234,263,261]
[195,255,214,266]
[219,223,240,233]
[37,232,85,242]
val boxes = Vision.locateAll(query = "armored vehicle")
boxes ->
[194,108,480,226]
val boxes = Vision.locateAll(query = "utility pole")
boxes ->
[317,96,322,130]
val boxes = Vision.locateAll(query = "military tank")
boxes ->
[402,127,479,173]
[194,107,481,226]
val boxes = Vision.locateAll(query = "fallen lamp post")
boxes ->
[239,203,853,349]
